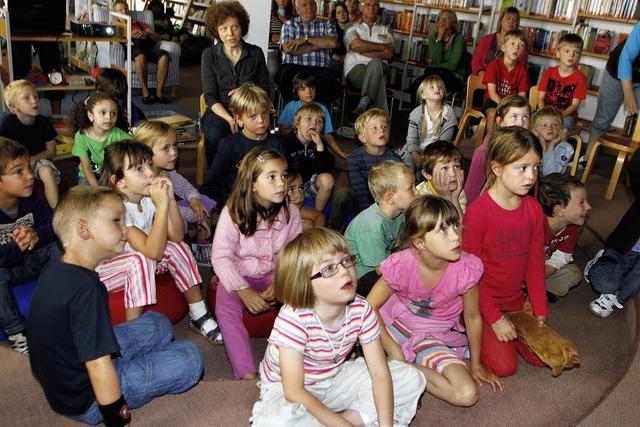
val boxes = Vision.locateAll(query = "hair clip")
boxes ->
[256,154,266,162]
[83,95,90,106]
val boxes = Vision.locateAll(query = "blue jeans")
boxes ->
[70,311,203,425]
[588,249,640,304]
[591,69,640,135]
[0,241,60,336]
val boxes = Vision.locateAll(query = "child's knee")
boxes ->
[452,381,479,407]
[177,340,204,382]
[315,173,335,192]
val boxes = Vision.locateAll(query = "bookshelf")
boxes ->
[163,0,212,36]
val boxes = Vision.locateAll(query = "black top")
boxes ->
[28,259,119,416]
[200,41,271,111]
[283,133,335,182]
[202,131,286,206]
[606,150,640,254]
[0,114,57,156]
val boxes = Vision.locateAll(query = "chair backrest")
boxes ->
[529,85,539,112]
[463,74,486,114]
[199,94,207,117]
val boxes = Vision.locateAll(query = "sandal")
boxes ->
[189,312,223,344]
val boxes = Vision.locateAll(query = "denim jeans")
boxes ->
[588,249,640,305]
[591,69,640,135]
[70,311,203,425]
[0,241,60,336]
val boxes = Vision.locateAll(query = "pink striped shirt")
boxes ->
[259,296,381,385]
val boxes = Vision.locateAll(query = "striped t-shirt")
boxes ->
[259,296,381,385]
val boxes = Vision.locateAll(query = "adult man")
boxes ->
[344,0,394,116]
[279,0,339,105]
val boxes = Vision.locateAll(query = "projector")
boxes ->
[70,20,117,37]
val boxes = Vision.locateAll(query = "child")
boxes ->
[417,140,466,217]
[482,29,529,133]
[97,140,222,342]
[367,196,503,407]
[465,95,530,204]
[397,75,458,169]
[283,103,335,212]
[28,186,202,425]
[95,67,146,129]
[532,106,575,175]
[537,33,587,137]
[133,120,217,266]
[70,93,131,186]
[539,173,591,301]
[348,108,402,212]
[345,160,418,296]
[277,71,348,159]
[0,138,59,354]
[287,169,326,231]
[0,80,60,208]
[252,227,426,426]
[202,83,286,207]
[211,148,302,380]
[462,126,548,377]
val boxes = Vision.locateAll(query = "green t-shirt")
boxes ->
[72,127,131,177]
[345,203,404,278]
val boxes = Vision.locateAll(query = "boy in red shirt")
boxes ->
[483,29,530,133]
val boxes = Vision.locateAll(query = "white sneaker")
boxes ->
[584,249,604,284]
[589,293,623,318]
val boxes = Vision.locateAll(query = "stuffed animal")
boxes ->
[506,302,580,376]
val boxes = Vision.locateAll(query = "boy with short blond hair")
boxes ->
[346,160,418,295]
[417,140,467,217]
[202,83,286,206]
[28,186,203,425]
[348,108,402,211]
[1,79,60,208]
[537,33,587,137]
[0,137,58,354]
[532,106,575,175]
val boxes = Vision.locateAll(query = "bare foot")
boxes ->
[242,373,258,380]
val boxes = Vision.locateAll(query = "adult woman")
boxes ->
[471,7,527,76]
[328,1,350,74]
[409,9,467,103]
[201,1,270,164]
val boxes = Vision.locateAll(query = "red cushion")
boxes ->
[206,282,278,338]
[108,273,188,326]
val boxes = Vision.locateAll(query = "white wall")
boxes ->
[237,0,270,59]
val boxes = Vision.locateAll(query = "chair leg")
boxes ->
[605,151,628,200]
[570,136,583,177]
[170,85,177,98]
[454,113,470,146]
[340,88,347,129]
[581,141,600,184]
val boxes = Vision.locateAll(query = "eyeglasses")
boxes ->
[310,255,357,280]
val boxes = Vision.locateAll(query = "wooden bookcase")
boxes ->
[163,0,212,36]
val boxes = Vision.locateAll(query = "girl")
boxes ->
[462,126,547,378]
[367,196,502,408]
[287,168,326,231]
[464,94,530,204]
[96,140,222,342]
[134,120,217,266]
[70,93,131,186]
[252,228,426,426]
[211,148,302,380]
[397,75,458,169]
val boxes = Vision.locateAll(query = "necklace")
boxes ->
[314,306,348,363]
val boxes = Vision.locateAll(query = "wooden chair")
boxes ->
[453,74,487,147]
[196,94,208,186]
[569,135,584,177]
[529,85,539,112]
[581,118,640,200]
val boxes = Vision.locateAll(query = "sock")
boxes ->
[189,301,219,333]
[357,96,370,110]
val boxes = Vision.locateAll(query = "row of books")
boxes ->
[502,0,578,21]
[580,0,640,19]
[522,27,569,56]
[574,24,628,55]
[411,0,484,7]
[394,38,429,62]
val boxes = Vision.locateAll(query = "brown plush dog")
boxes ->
[506,303,581,376]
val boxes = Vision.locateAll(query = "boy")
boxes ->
[348,108,402,211]
[532,106,575,176]
[277,72,348,159]
[286,169,326,231]
[0,138,58,354]
[483,29,529,133]
[417,140,467,217]
[539,173,591,302]
[202,83,286,206]
[283,104,335,212]
[0,80,60,208]
[537,33,587,138]
[28,186,203,425]
[345,160,418,296]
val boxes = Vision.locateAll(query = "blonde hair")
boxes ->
[354,108,387,136]
[274,228,351,308]
[133,120,177,149]
[416,74,446,139]
[485,126,542,188]
[496,7,520,34]
[504,29,527,45]
[4,80,36,110]
[368,160,413,203]
[294,103,325,129]
[401,195,460,249]
[531,106,563,130]
[229,83,271,118]
[53,186,124,248]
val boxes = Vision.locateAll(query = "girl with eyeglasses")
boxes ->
[252,227,425,426]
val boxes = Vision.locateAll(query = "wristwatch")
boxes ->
[305,34,309,44]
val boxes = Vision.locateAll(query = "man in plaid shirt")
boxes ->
[278,0,340,105]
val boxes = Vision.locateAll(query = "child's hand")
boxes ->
[237,288,271,314]
[157,177,174,194]
[12,226,38,252]
[536,315,547,328]
[470,361,504,392]
[491,317,517,342]
[451,168,465,200]
[309,131,324,150]
[189,198,209,224]
[432,169,454,199]
[197,221,211,240]
[149,180,170,209]
[259,284,277,305]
